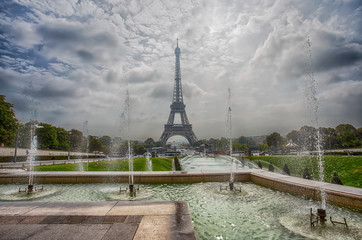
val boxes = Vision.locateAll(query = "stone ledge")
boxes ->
[0,201,196,240]
[1,170,361,211]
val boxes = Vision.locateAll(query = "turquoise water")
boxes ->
[1,182,361,240]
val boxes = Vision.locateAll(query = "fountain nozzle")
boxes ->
[317,208,327,224]
[128,184,139,197]
[129,184,134,193]
[27,184,33,193]
[229,182,234,191]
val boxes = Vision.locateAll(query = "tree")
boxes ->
[0,95,18,146]
[356,127,362,139]
[89,138,102,153]
[319,127,338,149]
[37,123,58,149]
[18,121,32,148]
[69,129,84,151]
[133,143,147,155]
[99,135,112,154]
[258,144,269,152]
[119,140,129,156]
[246,138,257,150]
[298,125,317,151]
[237,136,257,150]
[335,124,356,135]
[232,142,242,152]
[56,127,69,150]
[338,131,359,148]
[144,138,155,148]
[240,144,249,152]
[266,132,284,151]
[356,128,362,146]
[286,130,301,147]
[99,136,112,147]
[217,137,229,152]
[238,136,248,145]
[335,124,359,148]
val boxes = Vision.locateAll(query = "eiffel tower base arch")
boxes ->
[160,124,197,146]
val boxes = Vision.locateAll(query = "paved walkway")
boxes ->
[0,201,196,240]
[0,158,108,169]
[0,147,89,157]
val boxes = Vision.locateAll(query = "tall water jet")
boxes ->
[227,88,232,157]
[82,120,89,170]
[22,81,43,193]
[27,122,43,193]
[305,37,326,210]
[146,150,152,171]
[122,89,134,194]
[82,121,89,156]
[27,123,36,193]
[227,88,234,190]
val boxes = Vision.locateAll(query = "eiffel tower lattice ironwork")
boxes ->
[159,40,198,146]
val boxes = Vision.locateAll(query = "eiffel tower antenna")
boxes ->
[159,40,198,146]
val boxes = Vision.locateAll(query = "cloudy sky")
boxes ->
[1,0,361,141]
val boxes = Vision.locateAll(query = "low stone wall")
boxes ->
[0,169,361,211]
[250,170,362,212]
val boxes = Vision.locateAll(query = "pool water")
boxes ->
[1,182,361,240]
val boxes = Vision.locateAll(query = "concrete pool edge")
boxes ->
[0,201,196,240]
[1,169,361,211]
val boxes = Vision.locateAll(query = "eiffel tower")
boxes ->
[159,40,198,146]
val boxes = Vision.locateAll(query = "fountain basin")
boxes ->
[0,182,361,240]
[1,169,361,211]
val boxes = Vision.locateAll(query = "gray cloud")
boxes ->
[149,85,171,100]
[76,50,95,62]
[36,24,83,43]
[126,66,161,84]
[36,85,79,99]
[315,46,362,72]
[0,71,15,89]
[0,0,361,140]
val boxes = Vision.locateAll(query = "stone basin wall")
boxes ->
[0,169,361,211]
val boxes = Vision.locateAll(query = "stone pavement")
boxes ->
[0,147,86,157]
[0,201,196,240]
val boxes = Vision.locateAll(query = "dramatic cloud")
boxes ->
[0,0,361,141]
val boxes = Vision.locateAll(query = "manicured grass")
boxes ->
[151,157,173,171]
[248,155,362,188]
[35,163,79,171]
[34,157,172,172]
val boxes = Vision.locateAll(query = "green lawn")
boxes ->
[34,157,172,172]
[248,155,362,188]
[151,157,173,171]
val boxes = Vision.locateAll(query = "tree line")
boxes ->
[265,124,362,152]
[1,95,361,154]
[194,124,362,153]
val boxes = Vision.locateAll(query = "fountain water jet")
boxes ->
[305,37,326,214]
[82,120,90,171]
[126,90,134,195]
[25,122,44,193]
[146,150,152,171]
[227,88,234,190]
[120,89,138,197]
